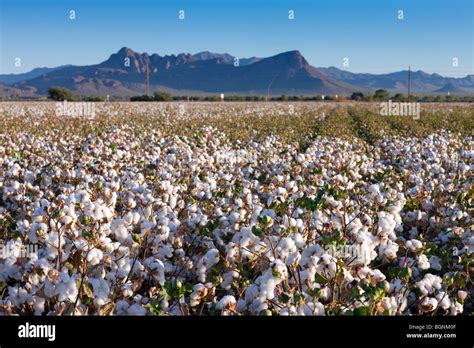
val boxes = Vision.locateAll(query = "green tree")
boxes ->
[48,87,76,101]
[392,93,405,102]
[350,92,364,101]
[130,95,154,101]
[373,89,389,101]
[153,91,173,101]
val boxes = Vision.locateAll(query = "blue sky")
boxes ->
[1,0,472,76]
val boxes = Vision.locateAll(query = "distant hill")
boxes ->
[317,66,474,95]
[1,47,473,97]
[0,65,72,85]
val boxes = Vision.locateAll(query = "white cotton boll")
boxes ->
[377,212,396,237]
[122,282,134,298]
[389,279,404,293]
[45,232,65,259]
[312,210,328,230]
[381,296,398,311]
[379,240,399,260]
[435,292,451,310]
[133,294,143,303]
[351,241,377,266]
[276,237,298,265]
[33,297,46,315]
[7,286,29,307]
[158,225,170,240]
[368,184,380,196]
[225,242,239,264]
[229,211,241,223]
[132,212,140,224]
[87,248,103,266]
[416,274,443,296]
[296,154,305,163]
[372,269,386,282]
[55,272,78,302]
[216,295,236,312]
[89,278,110,306]
[98,237,115,253]
[127,303,147,316]
[346,218,363,235]
[111,219,128,243]
[429,256,442,271]
[149,259,165,286]
[190,284,208,307]
[408,227,419,239]
[43,280,55,299]
[236,299,247,312]
[60,215,73,225]
[197,249,220,282]
[102,206,114,220]
[406,239,423,252]
[298,301,325,316]
[375,194,385,204]
[457,290,467,301]
[416,254,430,270]
[293,233,305,248]
[28,222,48,243]
[76,190,90,203]
[155,245,173,259]
[421,297,438,312]
[140,221,155,234]
[169,194,177,209]
[271,259,288,280]
[115,300,130,315]
[449,301,463,315]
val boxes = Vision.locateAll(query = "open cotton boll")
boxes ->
[231,227,261,260]
[297,301,325,316]
[435,292,451,310]
[86,248,103,266]
[111,219,129,243]
[140,221,155,234]
[275,237,299,265]
[89,278,110,306]
[7,286,30,307]
[55,272,78,302]
[377,212,397,238]
[351,241,377,266]
[147,258,165,286]
[127,303,147,315]
[378,240,399,260]
[122,282,134,298]
[371,269,386,282]
[416,273,443,296]
[368,184,381,196]
[190,284,208,307]
[196,249,220,282]
[216,295,236,313]
[221,269,239,290]
[416,254,430,270]
[28,222,48,244]
[406,239,423,252]
[420,297,438,312]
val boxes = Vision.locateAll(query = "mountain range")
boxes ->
[1,47,473,97]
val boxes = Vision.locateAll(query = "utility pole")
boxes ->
[145,64,150,96]
[407,65,411,101]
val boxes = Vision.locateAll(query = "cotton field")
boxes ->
[0,102,472,316]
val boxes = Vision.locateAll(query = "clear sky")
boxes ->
[1,0,472,76]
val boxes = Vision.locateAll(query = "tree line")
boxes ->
[45,87,474,103]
